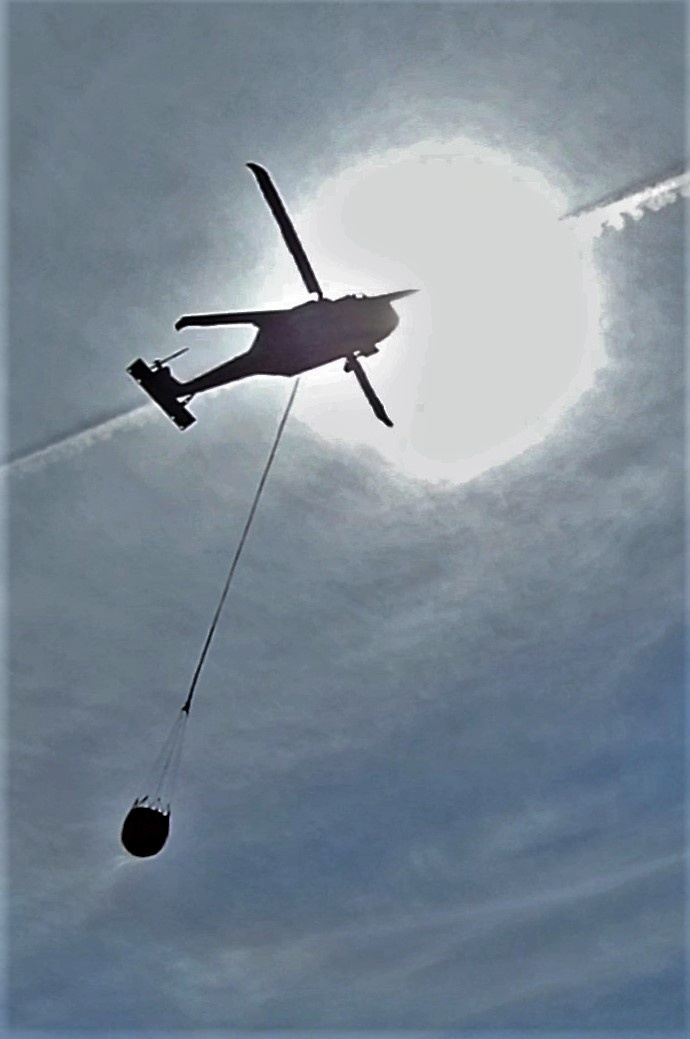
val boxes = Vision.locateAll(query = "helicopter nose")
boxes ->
[380,301,400,337]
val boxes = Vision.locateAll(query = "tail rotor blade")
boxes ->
[247,163,323,299]
[346,355,394,428]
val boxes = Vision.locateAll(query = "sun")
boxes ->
[257,140,605,483]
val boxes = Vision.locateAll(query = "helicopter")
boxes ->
[127,163,416,429]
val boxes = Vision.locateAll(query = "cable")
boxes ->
[181,378,300,714]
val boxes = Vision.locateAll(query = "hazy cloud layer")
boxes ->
[8,2,686,1033]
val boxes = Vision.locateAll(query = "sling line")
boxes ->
[181,378,300,715]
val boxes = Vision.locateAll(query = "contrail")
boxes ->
[4,165,689,478]
[1,404,152,478]
[561,163,690,237]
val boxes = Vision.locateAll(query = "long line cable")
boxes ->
[181,378,300,715]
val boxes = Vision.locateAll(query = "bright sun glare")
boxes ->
[257,139,605,483]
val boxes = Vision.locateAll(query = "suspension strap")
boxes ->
[182,379,300,714]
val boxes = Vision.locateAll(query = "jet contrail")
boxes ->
[2,404,152,479]
[4,165,689,478]
[561,163,690,237]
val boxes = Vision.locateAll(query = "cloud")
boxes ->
[8,181,685,1026]
[9,390,684,1026]
[8,3,685,1031]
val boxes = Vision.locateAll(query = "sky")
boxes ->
[6,1,687,1034]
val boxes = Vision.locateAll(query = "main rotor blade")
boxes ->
[370,289,418,303]
[346,355,394,428]
[247,163,323,299]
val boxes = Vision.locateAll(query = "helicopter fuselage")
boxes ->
[128,162,415,428]
[178,294,400,396]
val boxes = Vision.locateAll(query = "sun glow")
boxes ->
[257,140,605,483]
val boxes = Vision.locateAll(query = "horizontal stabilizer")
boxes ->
[127,358,196,430]
[175,309,282,332]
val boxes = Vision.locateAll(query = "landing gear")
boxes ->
[343,345,379,372]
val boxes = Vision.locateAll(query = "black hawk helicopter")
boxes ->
[127,163,416,429]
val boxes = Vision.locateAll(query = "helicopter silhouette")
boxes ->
[128,163,416,429]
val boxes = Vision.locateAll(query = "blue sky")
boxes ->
[6,1,686,1033]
